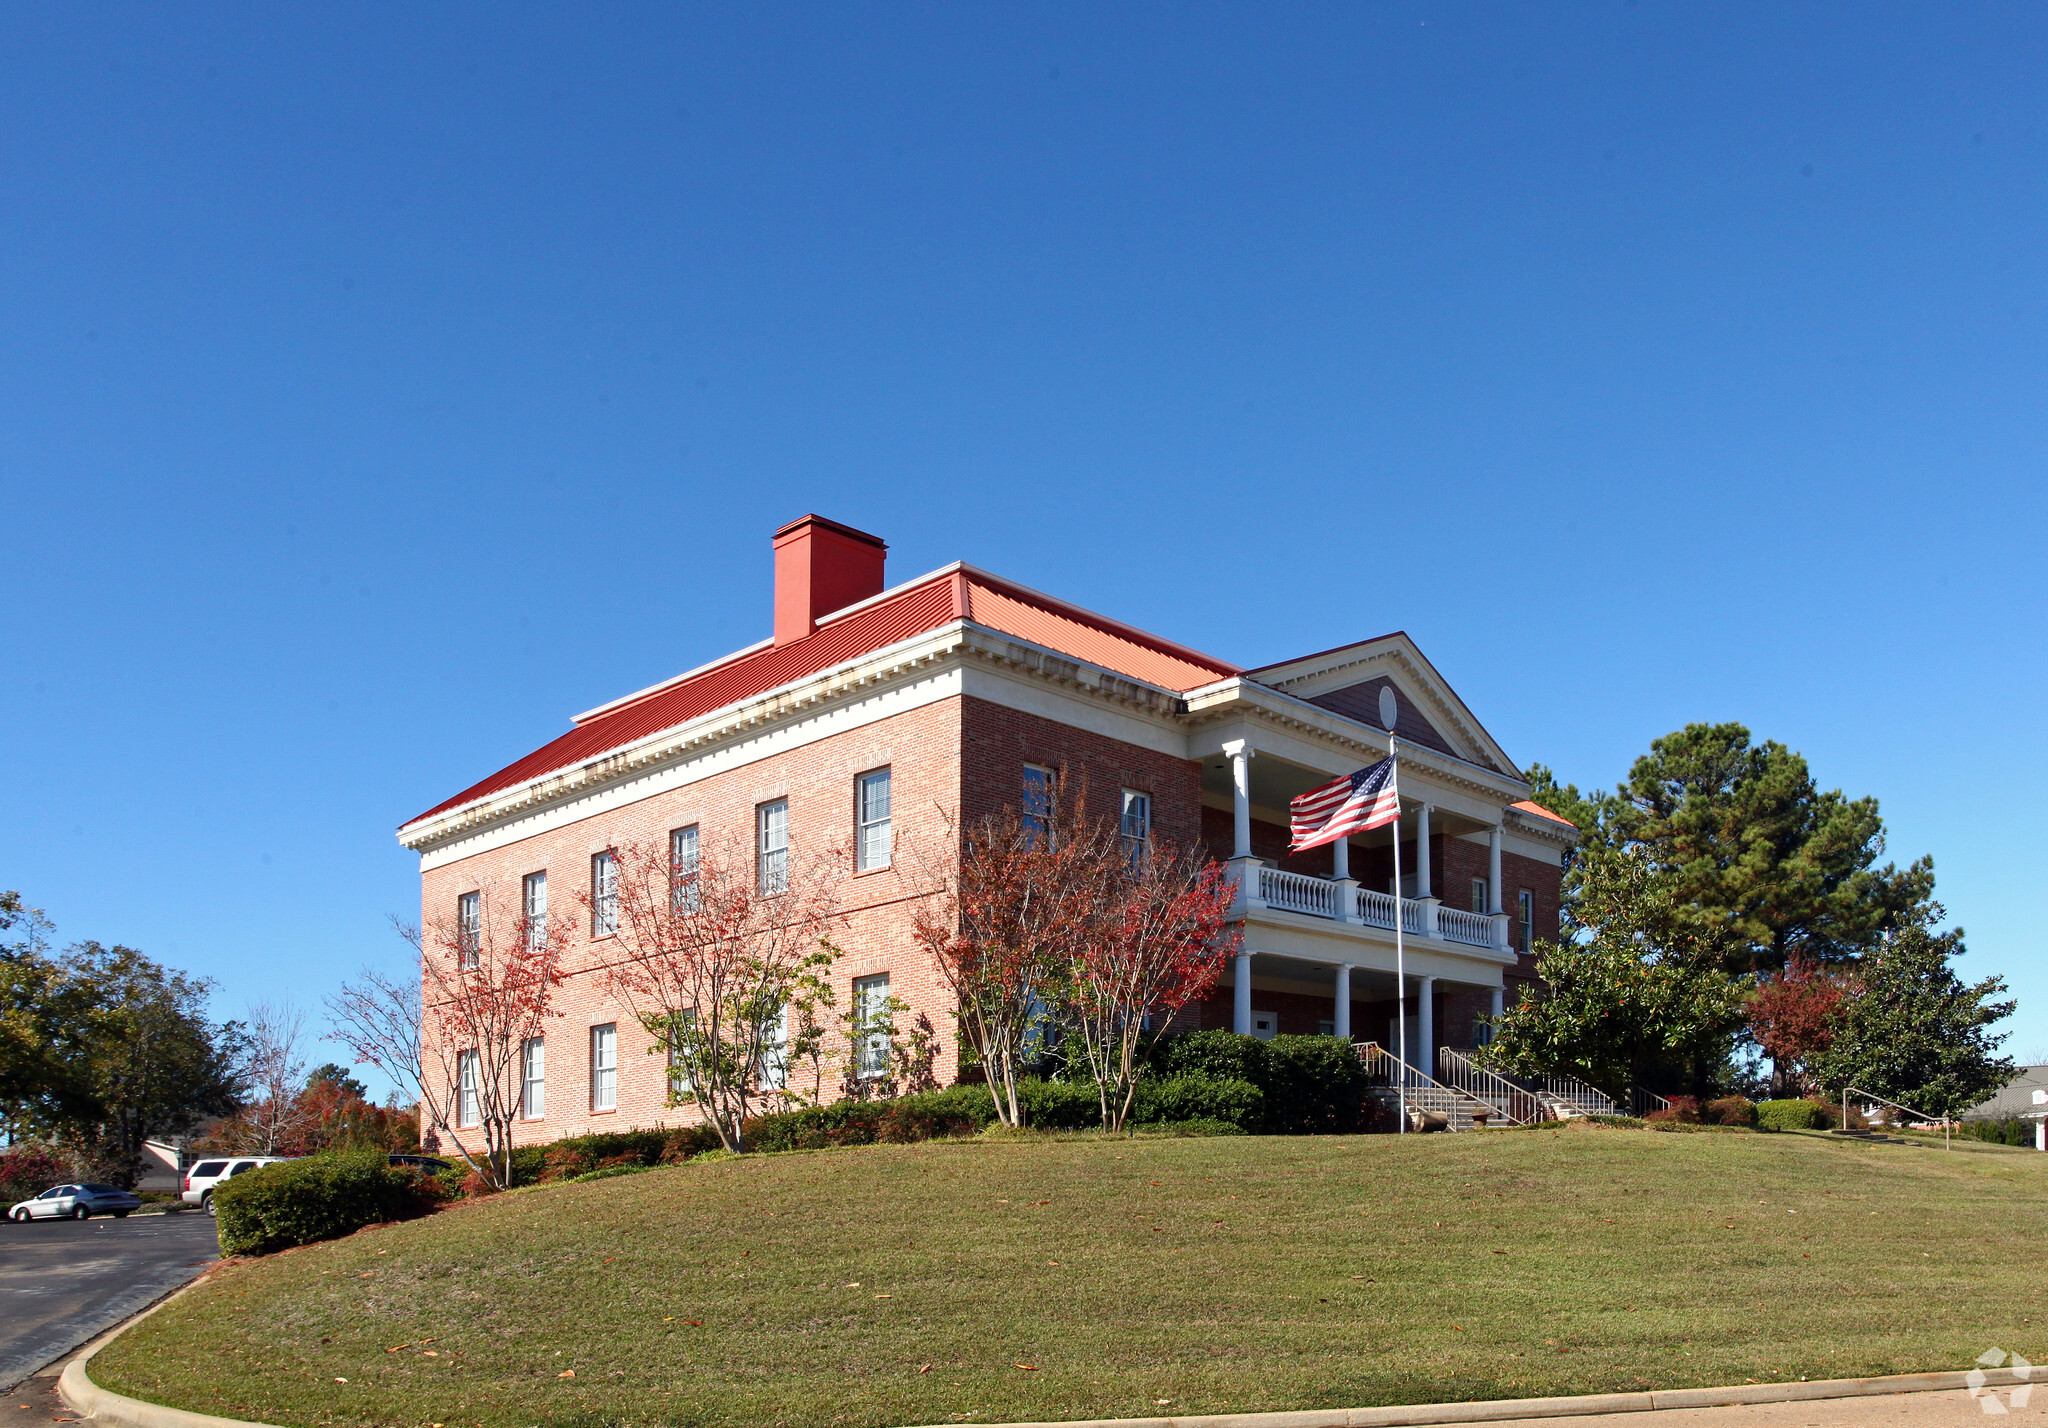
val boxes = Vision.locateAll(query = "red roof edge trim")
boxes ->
[1512,799,1575,829]
[959,566,1240,680]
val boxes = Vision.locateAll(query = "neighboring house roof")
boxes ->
[404,566,1241,830]
[1961,1065,2048,1121]
[1512,800,1575,829]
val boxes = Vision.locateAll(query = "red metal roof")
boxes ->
[404,568,1239,830]
[1512,799,1575,829]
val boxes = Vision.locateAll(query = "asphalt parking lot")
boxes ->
[0,1211,219,1392]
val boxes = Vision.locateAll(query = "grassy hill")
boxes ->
[92,1124,2048,1428]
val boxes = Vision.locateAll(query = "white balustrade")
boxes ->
[1436,906,1496,948]
[1258,866,1339,918]
[1246,872,1501,950]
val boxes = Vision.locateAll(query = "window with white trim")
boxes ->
[666,1009,695,1097]
[1022,765,1055,846]
[591,851,618,936]
[853,973,892,1079]
[522,871,548,952]
[670,825,700,912]
[457,1049,480,1127]
[855,769,893,872]
[756,1006,789,1091]
[757,799,789,895]
[1517,889,1535,951]
[521,1036,546,1120]
[1120,789,1151,864]
[1471,877,1489,915]
[589,1023,617,1112]
[456,891,480,969]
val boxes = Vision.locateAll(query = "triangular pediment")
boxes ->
[1243,633,1517,776]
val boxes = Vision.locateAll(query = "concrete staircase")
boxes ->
[1829,1127,1932,1148]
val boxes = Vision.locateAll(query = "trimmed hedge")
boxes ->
[1756,1098,1828,1131]
[1150,1031,1374,1134]
[213,1151,444,1256]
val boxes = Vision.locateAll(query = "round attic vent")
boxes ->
[1378,686,1399,731]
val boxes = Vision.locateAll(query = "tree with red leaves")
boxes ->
[913,803,1076,1128]
[1063,840,1237,1133]
[328,884,568,1190]
[917,778,1236,1131]
[587,835,843,1152]
[1748,953,1859,1095]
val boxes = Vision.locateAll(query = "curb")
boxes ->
[58,1292,2022,1428]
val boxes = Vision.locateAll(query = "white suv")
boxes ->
[181,1156,290,1214]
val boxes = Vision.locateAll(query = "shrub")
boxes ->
[1958,1117,2032,1147]
[1130,1073,1263,1130]
[212,1151,443,1256]
[1755,1099,1824,1131]
[1646,1096,1703,1125]
[0,1143,73,1204]
[1134,1117,1247,1137]
[1706,1096,1756,1127]
[1151,1031,1369,1133]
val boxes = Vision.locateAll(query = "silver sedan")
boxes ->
[7,1183,143,1221]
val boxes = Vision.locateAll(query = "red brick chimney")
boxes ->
[772,515,888,646]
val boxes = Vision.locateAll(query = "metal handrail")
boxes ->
[1533,1071,1619,1118]
[1354,1042,1457,1095]
[1437,1047,1543,1125]
[1630,1087,1674,1117]
[1844,1084,1952,1149]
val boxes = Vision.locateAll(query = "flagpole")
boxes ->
[1391,736,1406,1135]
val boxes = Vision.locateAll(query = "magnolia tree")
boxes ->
[588,836,844,1152]
[915,782,1237,1132]
[327,887,568,1190]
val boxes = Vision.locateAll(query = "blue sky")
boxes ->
[3,4,2044,1073]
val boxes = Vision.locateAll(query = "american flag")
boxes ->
[1289,756,1400,852]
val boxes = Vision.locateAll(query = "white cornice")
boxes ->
[1183,678,1533,807]
[400,620,1199,856]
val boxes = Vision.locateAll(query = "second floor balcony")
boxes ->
[1234,863,1510,950]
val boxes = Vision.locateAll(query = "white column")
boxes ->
[2037,1120,2046,1154]
[1233,952,1253,1034]
[1415,804,1433,898]
[1418,975,1436,1076]
[1225,740,1255,859]
[1334,964,1352,1041]
[1331,834,1349,880]
[1331,834,1355,923]
[1486,824,1504,915]
[1490,986,1504,1019]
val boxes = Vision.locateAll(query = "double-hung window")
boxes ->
[1517,889,1535,951]
[855,769,892,871]
[522,871,548,952]
[521,1036,546,1119]
[591,851,618,936]
[853,973,892,1079]
[457,1049,480,1127]
[1471,878,1490,915]
[756,1006,789,1091]
[757,799,789,895]
[1120,789,1152,865]
[456,892,481,969]
[589,1023,617,1112]
[666,1009,695,1097]
[670,825,700,912]
[1022,765,1055,846]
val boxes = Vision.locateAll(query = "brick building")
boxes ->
[398,515,1576,1143]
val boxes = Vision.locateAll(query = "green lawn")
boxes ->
[93,1124,2048,1428]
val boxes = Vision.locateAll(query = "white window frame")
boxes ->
[1022,764,1055,845]
[1517,888,1535,951]
[670,825,700,912]
[757,1005,789,1091]
[522,871,548,952]
[456,891,481,969]
[667,1009,695,1096]
[1471,877,1489,916]
[855,769,893,872]
[589,1023,618,1112]
[757,799,789,895]
[591,851,618,937]
[853,973,892,1079]
[521,1036,546,1120]
[1120,789,1151,864]
[457,1049,480,1127]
